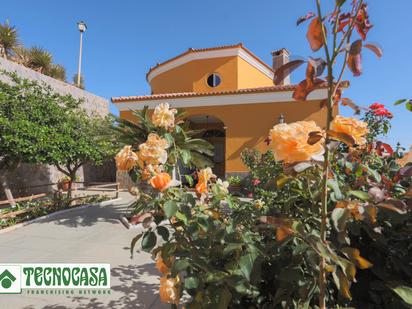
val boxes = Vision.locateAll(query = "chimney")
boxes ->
[271,48,290,85]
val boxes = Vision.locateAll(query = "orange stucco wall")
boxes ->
[149,55,273,94]
[237,57,273,89]
[120,100,328,174]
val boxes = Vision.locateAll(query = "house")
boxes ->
[112,43,336,178]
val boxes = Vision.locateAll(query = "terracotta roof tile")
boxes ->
[112,81,349,103]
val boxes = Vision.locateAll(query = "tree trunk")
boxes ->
[67,166,80,202]
[0,173,16,208]
[67,173,76,201]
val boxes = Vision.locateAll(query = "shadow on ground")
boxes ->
[21,263,161,309]
[34,200,134,228]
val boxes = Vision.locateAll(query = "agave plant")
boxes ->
[48,64,66,81]
[114,106,214,170]
[12,46,31,66]
[0,21,19,59]
[27,46,53,73]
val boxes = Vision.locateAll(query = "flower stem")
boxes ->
[315,0,333,307]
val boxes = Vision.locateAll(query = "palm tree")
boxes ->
[27,46,53,73]
[0,21,19,59]
[72,73,85,89]
[114,107,214,170]
[48,64,66,81]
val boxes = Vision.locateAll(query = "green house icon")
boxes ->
[0,269,16,289]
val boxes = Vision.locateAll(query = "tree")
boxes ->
[0,21,19,59]
[0,70,77,203]
[0,70,116,200]
[45,111,117,198]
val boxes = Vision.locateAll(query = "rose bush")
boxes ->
[124,1,412,308]
[128,102,411,308]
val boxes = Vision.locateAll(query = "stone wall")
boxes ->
[0,58,114,200]
[0,57,109,116]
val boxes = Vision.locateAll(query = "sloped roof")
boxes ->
[146,43,273,82]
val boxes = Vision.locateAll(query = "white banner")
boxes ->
[0,264,110,293]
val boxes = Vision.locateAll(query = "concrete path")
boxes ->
[0,192,168,309]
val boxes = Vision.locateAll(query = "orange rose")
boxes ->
[150,173,171,191]
[152,103,177,130]
[138,133,169,165]
[331,115,368,146]
[159,276,179,305]
[269,121,324,163]
[156,254,170,275]
[115,146,139,171]
[197,167,214,183]
[195,181,208,194]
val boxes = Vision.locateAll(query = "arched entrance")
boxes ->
[187,115,226,178]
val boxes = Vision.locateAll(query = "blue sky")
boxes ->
[1,1,411,148]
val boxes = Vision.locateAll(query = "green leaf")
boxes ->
[349,190,370,201]
[394,99,407,105]
[164,133,174,145]
[327,179,343,200]
[239,246,258,281]
[332,208,351,232]
[184,175,194,187]
[130,233,143,258]
[141,231,156,252]
[172,258,190,274]
[163,200,177,218]
[175,211,188,225]
[364,165,381,183]
[180,149,191,164]
[184,277,199,289]
[406,101,412,112]
[391,285,412,305]
[156,226,169,241]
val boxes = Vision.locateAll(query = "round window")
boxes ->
[206,73,221,88]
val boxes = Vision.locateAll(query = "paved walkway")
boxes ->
[0,192,167,309]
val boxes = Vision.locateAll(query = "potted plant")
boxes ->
[57,175,79,191]
[227,175,242,193]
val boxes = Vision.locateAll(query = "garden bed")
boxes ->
[0,194,112,230]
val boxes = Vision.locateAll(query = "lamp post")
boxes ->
[76,21,87,87]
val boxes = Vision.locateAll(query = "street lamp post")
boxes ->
[76,21,87,87]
